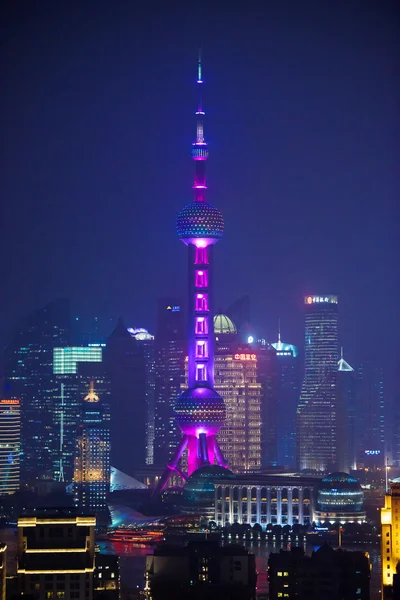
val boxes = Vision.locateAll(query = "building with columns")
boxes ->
[215,475,318,529]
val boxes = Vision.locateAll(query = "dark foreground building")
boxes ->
[145,540,256,600]
[268,545,370,600]
[16,508,96,599]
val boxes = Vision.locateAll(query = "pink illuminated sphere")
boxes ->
[174,387,226,437]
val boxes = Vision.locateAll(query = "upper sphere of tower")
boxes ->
[176,202,224,240]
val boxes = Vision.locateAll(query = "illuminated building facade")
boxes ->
[0,399,20,494]
[74,381,111,525]
[17,509,96,599]
[215,475,317,528]
[337,350,357,470]
[381,478,400,597]
[214,322,262,472]
[356,360,385,467]
[53,347,102,374]
[52,345,107,483]
[271,334,300,468]
[314,472,365,524]
[128,327,156,466]
[156,55,227,493]
[4,299,71,482]
[297,295,339,472]
[105,318,147,474]
[154,299,185,466]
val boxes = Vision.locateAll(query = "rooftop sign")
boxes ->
[234,353,256,361]
[305,295,338,305]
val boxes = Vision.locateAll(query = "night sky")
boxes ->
[1,2,398,386]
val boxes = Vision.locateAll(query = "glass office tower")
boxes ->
[297,295,339,472]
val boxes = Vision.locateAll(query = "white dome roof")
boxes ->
[213,314,237,334]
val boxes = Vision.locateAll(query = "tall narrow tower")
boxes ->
[155,55,227,493]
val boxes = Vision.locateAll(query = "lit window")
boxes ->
[195,246,208,265]
[195,317,208,335]
[195,270,208,288]
[196,364,207,382]
[196,341,208,358]
[196,294,209,312]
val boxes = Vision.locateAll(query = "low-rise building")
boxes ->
[215,475,318,529]
[145,539,256,600]
[268,545,370,599]
[16,508,96,600]
[94,553,119,599]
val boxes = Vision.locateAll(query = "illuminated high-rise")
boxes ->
[0,399,20,494]
[155,55,227,493]
[297,295,339,472]
[266,332,300,468]
[4,299,71,482]
[154,299,185,466]
[127,327,156,465]
[213,315,262,472]
[74,381,111,525]
[51,345,109,483]
[356,360,385,467]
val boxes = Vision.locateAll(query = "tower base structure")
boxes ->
[154,432,228,495]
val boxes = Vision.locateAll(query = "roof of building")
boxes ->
[318,472,362,492]
[213,314,237,335]
[184,465,236,506]
[338,348,354,372]
[110,467,147,492]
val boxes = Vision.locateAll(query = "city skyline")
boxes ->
[1,1,398,397]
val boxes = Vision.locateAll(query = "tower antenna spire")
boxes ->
[277,318,282,350]
[192,49,207,201]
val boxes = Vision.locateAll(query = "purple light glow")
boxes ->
[155,55,227,492]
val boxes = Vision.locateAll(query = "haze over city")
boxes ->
[1,1,398,385]
[0,3,399,598]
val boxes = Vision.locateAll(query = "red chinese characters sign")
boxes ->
[233,353,256,361]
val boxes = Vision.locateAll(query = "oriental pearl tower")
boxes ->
[155,55,228,493]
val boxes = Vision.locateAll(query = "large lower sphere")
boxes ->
[174,386,226,436]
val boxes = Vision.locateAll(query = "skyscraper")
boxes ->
[271,333,300,468]
[297,295,339,472]
[127,327,156,465]
[154,299,185,466]
[104,318,147,474]
[74,381,111,525]
[213,315,262,472]
[0,399,20,494]
[337,349,356,470]
[356,360,385,467]
[51,345,108,483]
[155,55,227,492]
[4,299,71,482]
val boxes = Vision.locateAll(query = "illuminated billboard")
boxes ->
[305,295,338,305]
[233,353,257,361]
